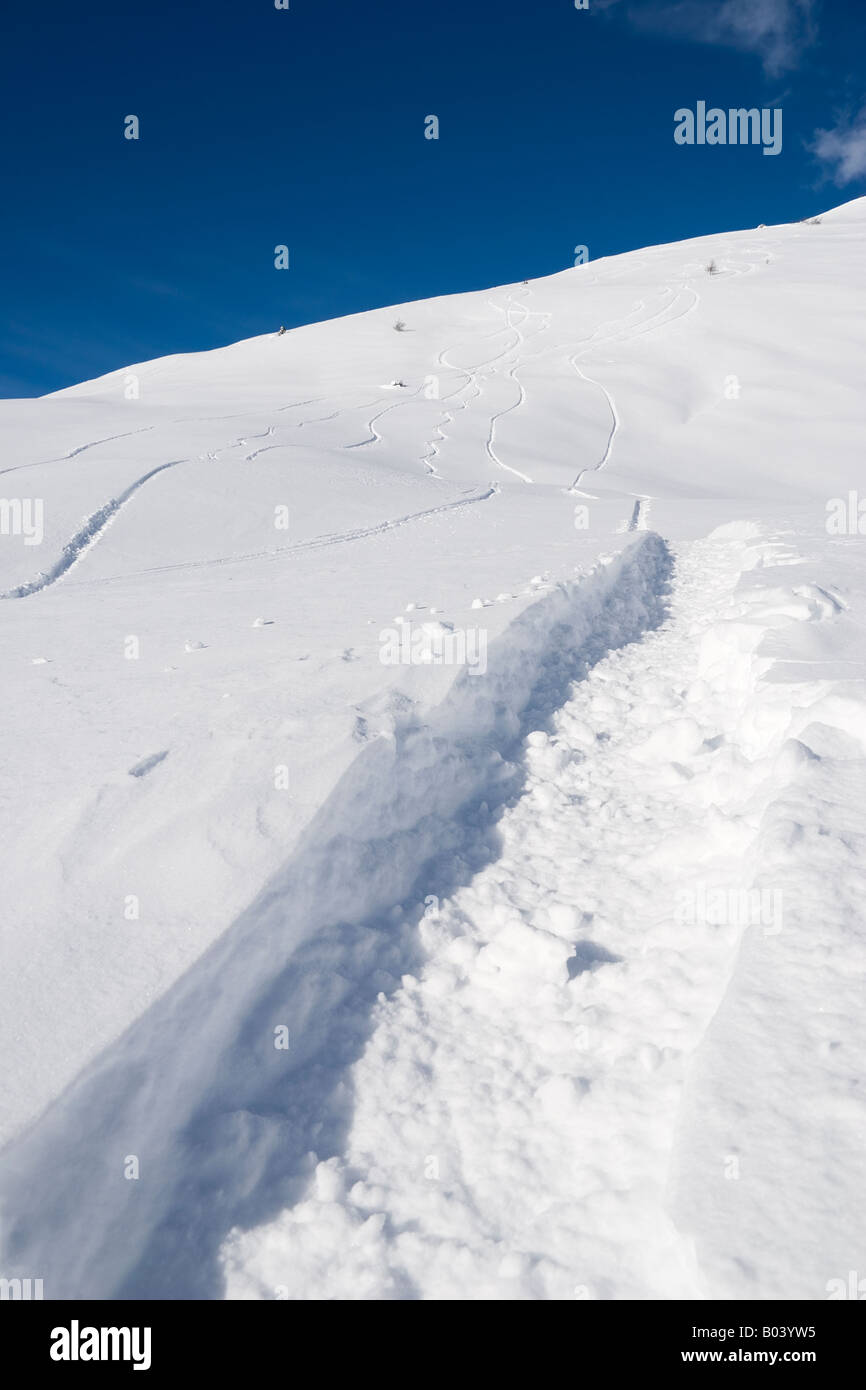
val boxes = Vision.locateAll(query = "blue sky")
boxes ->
[0,0,864,396]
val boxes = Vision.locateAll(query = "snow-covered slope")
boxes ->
[1,201,865,1300]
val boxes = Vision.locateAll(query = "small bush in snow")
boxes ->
[394,319,407,332]
[706,260,719,275]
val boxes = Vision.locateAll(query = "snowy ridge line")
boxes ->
[62,483,502,588]
[0,459,187,599]
[0,534,672,1297]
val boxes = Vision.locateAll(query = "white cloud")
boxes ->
[597,0,818,77]
[812,111,866,185]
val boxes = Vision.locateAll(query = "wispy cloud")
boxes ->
[596,0,818,77]
[811,109,866,185]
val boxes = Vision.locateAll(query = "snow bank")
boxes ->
[0,533,671,1298]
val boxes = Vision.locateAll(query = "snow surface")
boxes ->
[1,200,865,1300]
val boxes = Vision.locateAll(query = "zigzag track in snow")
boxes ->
[416,298,526,478]
[423,293,551,483]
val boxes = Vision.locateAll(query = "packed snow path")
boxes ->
[222,528,866,1300]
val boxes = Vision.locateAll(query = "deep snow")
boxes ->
[1,199,865,1300]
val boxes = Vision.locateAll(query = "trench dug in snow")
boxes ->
[219,524,859,1301]
[1,523,859,1301]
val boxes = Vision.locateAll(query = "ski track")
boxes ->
[231,425,274,453]
[484,296,554,486]
[566,283,700,509]
[62,483,502,588]
[0,425,157,478]
[0,460,187,599]
[417,298,526,478]
[569,360,620,491]
[418,283,683,491]
[2,375,495,596]
[343,386,427,450]
[423,293,552,484]
[2,282,704,595]
[483,302,536,483]
[475,284,695,499]
[244,442,290,463]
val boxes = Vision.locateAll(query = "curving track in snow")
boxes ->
[0,459,187,598]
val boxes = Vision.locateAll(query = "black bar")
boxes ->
[2,1298,862,1375]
